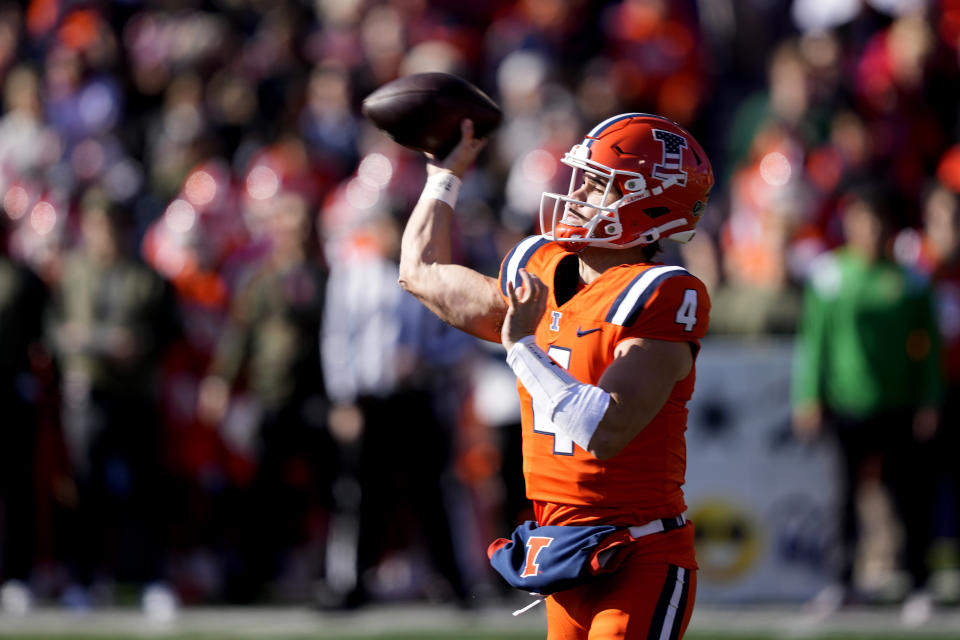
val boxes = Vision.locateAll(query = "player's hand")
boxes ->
[426,119,487,179]
[502,268,547,351]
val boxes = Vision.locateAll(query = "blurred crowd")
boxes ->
[1,0,960,620]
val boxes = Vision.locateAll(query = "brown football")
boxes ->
[361,72,502,158]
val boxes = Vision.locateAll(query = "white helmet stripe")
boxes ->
[584,112,649,147]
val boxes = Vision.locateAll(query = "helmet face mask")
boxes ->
[553,154,623,238]
[540,113,713,251]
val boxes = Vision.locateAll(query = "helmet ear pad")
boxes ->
[621,205,666,240]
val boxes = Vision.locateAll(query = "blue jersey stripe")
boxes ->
[605,266,690,325]
[620,270,688,327]
[605,273,643,323]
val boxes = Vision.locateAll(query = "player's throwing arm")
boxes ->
[397,119,506,342]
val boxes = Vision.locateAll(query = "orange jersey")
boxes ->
[498,237,710,532]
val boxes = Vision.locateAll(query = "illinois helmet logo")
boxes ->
[652,129,688,186]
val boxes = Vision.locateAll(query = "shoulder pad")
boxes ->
[500,236,552,295]
[605,265,692,326]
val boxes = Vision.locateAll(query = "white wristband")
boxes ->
[506,336,610,452]
[420,172,461,209]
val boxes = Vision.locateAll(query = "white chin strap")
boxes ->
[668,229,696,243]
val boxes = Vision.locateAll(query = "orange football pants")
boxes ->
[545,561,696,640]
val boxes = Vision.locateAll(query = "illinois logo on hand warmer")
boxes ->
[520,536,553,577]
[488,521,626,595]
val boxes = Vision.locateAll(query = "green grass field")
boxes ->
[2,630,960,639]
[2,604,959,640]
[2,634,960,640]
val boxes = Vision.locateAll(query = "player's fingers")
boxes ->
[533,282,548,311]
[447,119,474,156]
[506,280,520,307]
[459,120,486,154]
[517,269,534,302]
[438,119,486,175]
[463,119,485,146]
[528,273,546,296]
[521,273,544,304]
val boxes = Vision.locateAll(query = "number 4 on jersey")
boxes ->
[533,346,575,455]
[675,288,698,331]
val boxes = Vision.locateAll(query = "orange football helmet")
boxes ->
[540,113,713,249]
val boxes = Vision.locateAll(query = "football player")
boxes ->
[399,113,713,639]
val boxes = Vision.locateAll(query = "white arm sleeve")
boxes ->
[506,336,610,451]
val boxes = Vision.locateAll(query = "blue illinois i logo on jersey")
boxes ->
[550,311,562,331]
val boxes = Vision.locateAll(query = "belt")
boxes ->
[628,514,686,539]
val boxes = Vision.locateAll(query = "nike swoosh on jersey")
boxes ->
[576,327,601,337]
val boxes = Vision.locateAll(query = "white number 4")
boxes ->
[675,289,698,331]
[533,346,575,455]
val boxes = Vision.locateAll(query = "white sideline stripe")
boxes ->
[658,567,687,640]
[505,236,545,290]
[610,266,685,326]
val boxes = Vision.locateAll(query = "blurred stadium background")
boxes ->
[2,0,960,637]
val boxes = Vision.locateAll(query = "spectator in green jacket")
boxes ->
[792,181,942,624]
[48,189,181,616]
